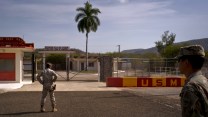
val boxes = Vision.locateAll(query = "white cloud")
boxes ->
[118,0,129,4]
[98,1,175,24]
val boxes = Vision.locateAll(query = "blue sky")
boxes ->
[0,0,208,53]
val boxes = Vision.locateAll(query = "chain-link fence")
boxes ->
[113,58,208,78]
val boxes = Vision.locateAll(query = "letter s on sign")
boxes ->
[156,79,163,86]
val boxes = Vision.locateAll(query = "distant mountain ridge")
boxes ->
[122,38,208,54]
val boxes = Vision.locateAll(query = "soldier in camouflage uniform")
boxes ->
[177,45,208,117]
[37,63,58,112]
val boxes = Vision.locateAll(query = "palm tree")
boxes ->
[75,1,101,71]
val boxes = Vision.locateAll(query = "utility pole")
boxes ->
[66,53,70,81]
[117,45,120,77]
[117,45,120,54]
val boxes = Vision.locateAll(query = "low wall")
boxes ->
[106,76,186,87]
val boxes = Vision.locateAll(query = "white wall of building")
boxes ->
[0,48,33,83]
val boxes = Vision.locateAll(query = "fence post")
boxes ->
[99,56,113,82]
[32,53,36,82]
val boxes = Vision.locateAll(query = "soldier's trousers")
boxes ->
[41,87,56,107]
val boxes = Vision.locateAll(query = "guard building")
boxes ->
[0,37,34,83]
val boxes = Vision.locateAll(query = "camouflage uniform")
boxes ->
[180,71,208,117]
[37,68,58,110]
[177,45,208,117]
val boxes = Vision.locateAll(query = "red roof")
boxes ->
[0,37,34,48]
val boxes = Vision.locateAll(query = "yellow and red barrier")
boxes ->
[106,76,186,87]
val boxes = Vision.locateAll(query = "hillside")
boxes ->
[122,38,208,54]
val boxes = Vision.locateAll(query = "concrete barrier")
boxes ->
[123,77,137,87]
[106,77,123,87]
[106,76,186,87]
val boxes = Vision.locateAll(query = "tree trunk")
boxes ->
[85,33,89,71]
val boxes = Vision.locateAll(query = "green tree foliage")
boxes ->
[46,54,66,70]
[162,45,181,58]
[140,52,160,59]
[205,51,208,58]
[104,52,160,59]
[104,52,140,58]
[155,31,176,58]
[75,1,101,71]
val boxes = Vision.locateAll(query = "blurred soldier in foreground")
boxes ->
[177,45,208,117]
[37,63,58,112]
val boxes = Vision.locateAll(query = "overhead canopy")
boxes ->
[38,46,74,54]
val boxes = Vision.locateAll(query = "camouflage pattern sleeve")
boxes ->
[52,70,58,82]
[37,71,44,84]
[180,85,200,117]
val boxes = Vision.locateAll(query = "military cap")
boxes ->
[177,45,205,59]
[46,63,52,68]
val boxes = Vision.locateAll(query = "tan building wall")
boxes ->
[71,58,98,72]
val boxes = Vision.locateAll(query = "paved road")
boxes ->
[0,82,182,117]
[0,72,182,117]
[0,91,181,117]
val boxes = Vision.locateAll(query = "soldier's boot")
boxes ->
[52,105,58,112]
[40,105,45,112]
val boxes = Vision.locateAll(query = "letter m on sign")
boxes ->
[166,78,181,87]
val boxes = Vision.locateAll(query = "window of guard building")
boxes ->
[0,59,15,72]
[88,62,94,67]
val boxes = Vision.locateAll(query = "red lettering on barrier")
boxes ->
[137,78,152,87]
[156,79,163,86]
[170,80,177,86]
[142,80,149,86]
[166,78,181,87]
